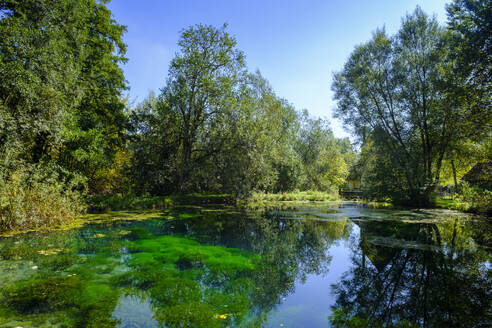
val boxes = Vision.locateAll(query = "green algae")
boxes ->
[3,275,84,313]
[1,203,488,328]
[1,274,121,327]
[178,213,201,219]
[82,210,169,223]
[112,235,262,327]
[0,225,263,328]
[126,227,154,240]
[128,235,259,273]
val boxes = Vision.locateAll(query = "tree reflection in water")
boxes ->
[330,218,491,328]
[0,206,489,328]
[115,210,351,328]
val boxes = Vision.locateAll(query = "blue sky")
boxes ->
[108,0,449,138]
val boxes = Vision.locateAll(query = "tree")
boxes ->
[0,0,127,170]
[0,0,83,165]
[297,111,350,191]
[230,71,301,194]
[443,0,492,193]
[56,0,128,194]
[332,7,481,205]
[160,24,245,193]
[446,0,492,90]
[0,0,128,229]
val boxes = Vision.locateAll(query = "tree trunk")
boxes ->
[178,138,192,193]
[451,159,458,193]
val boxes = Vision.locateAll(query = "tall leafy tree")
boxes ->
[160,24,245,192]
[332,8,471,205]
[57,0,128,193]
[444,0,492,189]
[0,0,82,165]
[0,0,127,175]
[230,71,301,194]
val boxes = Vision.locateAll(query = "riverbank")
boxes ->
[435,195,491,216]
[0,191,337,236]
[243,191,339,210]
[2,191,488,237]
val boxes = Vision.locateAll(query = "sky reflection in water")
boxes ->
[0,203,490,328]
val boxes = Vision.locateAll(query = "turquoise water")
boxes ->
[0,203,490,327]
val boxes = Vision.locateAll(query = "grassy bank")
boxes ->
[435,196,491,216]
[244,191,339,210]
[435,197,469,212]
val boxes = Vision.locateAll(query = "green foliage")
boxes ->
[0,162,86,232]
[358,133,408,202]
[333,7,490,206]
[223,71,302,194]
[439,139,491,190]
[88,194,172,212]
[297,111,350,191]
[456,182,492,215]
[446,0,492,90]
[0,0,128,230]
[87,193,233,212]
[129,26,355,198]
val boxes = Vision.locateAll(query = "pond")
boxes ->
[0,203,490,327]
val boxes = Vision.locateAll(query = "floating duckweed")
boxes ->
[36,248,64,256]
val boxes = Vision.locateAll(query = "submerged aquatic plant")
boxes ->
[114,234,261,327]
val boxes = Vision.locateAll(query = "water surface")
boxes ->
[0,203,490,327]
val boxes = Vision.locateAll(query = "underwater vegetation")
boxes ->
[0,204,490,328]
[116,234,261,327]
[0,215,265,328]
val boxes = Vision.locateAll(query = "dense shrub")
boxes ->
[0,162,86,232]
[456,183,492,215]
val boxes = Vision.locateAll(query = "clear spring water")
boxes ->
[0,203,490,327]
